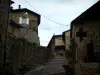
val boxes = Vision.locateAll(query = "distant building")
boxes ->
[62,30,71,62]
[63,30,70,51]
[71,1,100,75]
[10,6,40,45]
[47,35,65,57]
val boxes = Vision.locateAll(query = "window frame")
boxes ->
[19,17,29,25]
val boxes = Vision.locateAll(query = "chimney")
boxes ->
[19,5,21,9]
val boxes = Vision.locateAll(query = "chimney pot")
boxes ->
[19,5,21,9]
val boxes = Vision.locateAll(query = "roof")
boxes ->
[11,8,41,25]
[47,34,62,48]
[63,30,70,35]
[53,35,62,38]
[70,1,100,37]
[9,20,23,28]
[71,1,100,25]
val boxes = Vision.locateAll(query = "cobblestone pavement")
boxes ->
[25,56,68,75]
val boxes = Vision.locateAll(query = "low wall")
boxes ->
[75,63,100,75]
[7,38,52,75]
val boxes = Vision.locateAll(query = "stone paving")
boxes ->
[25,56,68,75]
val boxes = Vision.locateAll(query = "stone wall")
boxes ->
[71,21,100,75]
[55,37,64,46]
[73,22,100,62]
[22,46,52,68]
[64,31,70,50]
[7,38,52,75]
[80,63,100,75]
[20,28,40,45]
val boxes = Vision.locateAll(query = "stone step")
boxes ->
[49,62,68,64]
[48,72,66,75]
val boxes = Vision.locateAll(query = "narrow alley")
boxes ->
[25,56,68,75]
[0,0,100,75]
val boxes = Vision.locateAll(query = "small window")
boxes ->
[19,17,29,25]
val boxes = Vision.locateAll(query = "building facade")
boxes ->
[63,30,70,51]
[62,30,71,62]
[48,35,65,57]
[71,1,100,75]
[6,3,41,74]
[10,6,40,45]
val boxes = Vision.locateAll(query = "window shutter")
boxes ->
[26,18,29,24]
[19,17,22,24]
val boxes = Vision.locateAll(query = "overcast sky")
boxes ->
[12,0,98,46]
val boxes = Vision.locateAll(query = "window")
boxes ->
[19,17,29,25]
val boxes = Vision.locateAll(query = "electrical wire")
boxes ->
[24,0,69,26]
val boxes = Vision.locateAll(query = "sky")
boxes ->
[12,0,98,46]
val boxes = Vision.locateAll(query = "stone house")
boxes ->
[47,35,65,57]
[10,5,40,45]
[63,30,70,51]
[62,30,71,62]
[0,1,41,74]
[5,3,41,74]
[70,1,100,75]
